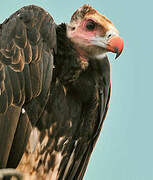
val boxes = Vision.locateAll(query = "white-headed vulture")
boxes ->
[0,4,124,180]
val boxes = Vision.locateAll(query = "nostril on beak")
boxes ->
[107,33,112,39]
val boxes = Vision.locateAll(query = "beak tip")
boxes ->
[115,54,118,59]
[115,53,120,59]
[115,47,122,59]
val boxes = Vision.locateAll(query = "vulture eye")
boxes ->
[86,20,96,31]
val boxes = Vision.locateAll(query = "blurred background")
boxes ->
[0,0,152,179]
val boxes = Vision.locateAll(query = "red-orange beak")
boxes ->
[106,36,124,59]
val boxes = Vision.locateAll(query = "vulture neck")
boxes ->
[54,23,88,85]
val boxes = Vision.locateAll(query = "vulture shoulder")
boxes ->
[0,5,56,168]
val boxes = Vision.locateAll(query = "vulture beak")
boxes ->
[106,36,124,59]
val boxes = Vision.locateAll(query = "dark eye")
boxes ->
[86,20,96,31]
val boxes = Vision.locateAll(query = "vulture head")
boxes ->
[67,4,124,60]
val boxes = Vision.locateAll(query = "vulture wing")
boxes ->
[70,86,111,180]
[0,5,56,168]
[60,58,111,179]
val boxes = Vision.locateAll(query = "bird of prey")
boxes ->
[0,4,124,180]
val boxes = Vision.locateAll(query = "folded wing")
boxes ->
[0,5,56,168]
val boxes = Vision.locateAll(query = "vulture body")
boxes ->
[0,4,123,180]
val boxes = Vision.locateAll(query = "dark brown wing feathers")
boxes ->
[7,111,32,168]
[0,5,56,168]
[0,5,56,111]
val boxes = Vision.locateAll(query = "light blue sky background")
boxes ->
[0,1,152,180]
